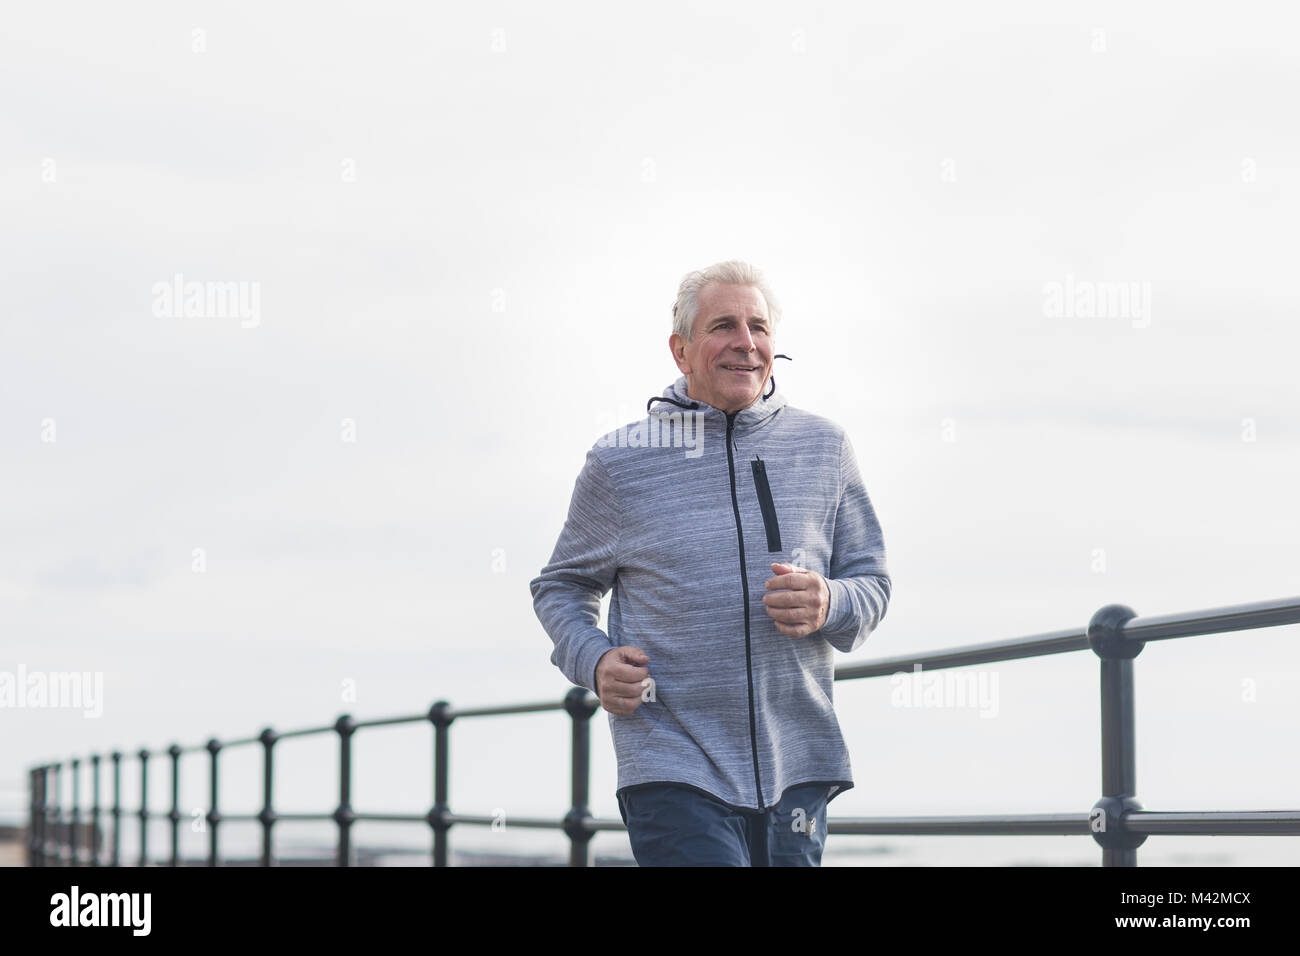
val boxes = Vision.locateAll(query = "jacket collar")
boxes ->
[645,355,792,432]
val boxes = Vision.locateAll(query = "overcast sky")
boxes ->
[2,1,1297,865]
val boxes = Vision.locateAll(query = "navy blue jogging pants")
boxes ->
[616,782,830,867]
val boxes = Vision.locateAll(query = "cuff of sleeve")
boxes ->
[577,638,615,695]
[820,577,852,636]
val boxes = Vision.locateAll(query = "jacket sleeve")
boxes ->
[529,447,620,693]
[817,430,892,653]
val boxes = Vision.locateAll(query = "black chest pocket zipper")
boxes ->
[750,456,782,552]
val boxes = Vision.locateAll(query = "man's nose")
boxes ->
[730,325,757,351]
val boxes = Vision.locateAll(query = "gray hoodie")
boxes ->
[529,369,891,812]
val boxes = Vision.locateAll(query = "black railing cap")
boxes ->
[563,686,599,719]
[1088,603,1142,659]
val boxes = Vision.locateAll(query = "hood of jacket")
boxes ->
[645,354,793,434]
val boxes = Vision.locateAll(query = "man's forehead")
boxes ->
[699,284,770,322]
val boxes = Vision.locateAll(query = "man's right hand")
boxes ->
[595,646,652,715]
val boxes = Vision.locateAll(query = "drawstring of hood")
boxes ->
[646,394,699,412]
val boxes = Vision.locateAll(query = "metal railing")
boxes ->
[26,596,1300,867]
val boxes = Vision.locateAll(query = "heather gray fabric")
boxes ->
[529,373,891,812]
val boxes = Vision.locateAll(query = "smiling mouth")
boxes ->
[721,365,759,372]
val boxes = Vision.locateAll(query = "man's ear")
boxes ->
[669,333,690,374]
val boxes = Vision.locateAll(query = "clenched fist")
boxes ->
[595,646,653,715]
[762,562,830,638]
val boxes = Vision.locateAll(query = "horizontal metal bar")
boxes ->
[587,817,630,833]
[443,814,565,829]
[351,714,426,730]
[829,814,1092,836]
[1122,597,1300,644]
[439,812,1124,837]
[69,808,1300,849]
[835,629,1089,681]
[448,700,568,719]
[274,725,339,740]
[1125,810,1300,835]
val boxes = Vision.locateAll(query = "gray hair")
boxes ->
[671,260,782,341]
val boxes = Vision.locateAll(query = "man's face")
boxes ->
[669,281,775,414]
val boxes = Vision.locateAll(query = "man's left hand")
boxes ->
[762,562,830,638]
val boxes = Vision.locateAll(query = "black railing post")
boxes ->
[90,755,101,867]
[40,764,50,866]
[138,748,150,867]
[1088,603,1148,867]
[26,768,35,867]
[51,763,62,865]
[206,738,221,866]
[562,687,599,867]
[334,715,355,866]
[70,758,80,865]
[427,701,453,867]
[110,751,122,866]
[168,744,182,866]
[43,764,53,866]
[258,728,277,867]
[29,767,44,867]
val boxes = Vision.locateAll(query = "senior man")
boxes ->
[529,260,891,866]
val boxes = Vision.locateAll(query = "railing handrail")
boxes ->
[25,594,1300,867]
